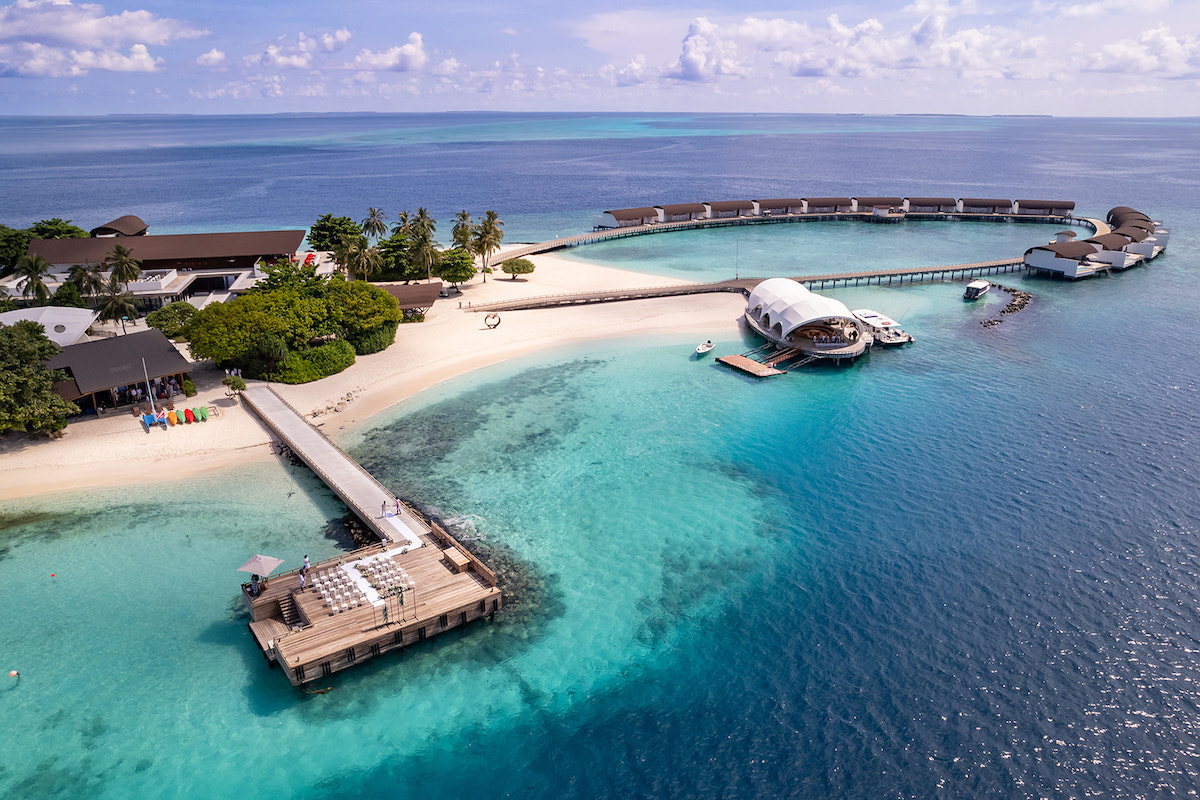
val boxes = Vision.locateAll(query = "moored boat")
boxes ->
[964,280,990,300]
[852,309,914,347]
[695,340,715,356]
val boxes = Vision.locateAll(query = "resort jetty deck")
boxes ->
[239,385,501,686]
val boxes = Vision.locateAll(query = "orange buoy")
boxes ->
[9,670,17,678]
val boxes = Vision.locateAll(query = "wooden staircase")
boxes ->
[279,593,302,627]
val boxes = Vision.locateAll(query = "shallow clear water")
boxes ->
[3,114,1200,798]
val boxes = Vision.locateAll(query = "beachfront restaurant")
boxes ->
[43,328,192,415]
[744,278,867,362]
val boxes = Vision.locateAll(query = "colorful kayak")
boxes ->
[184,408,196,423]
[167,410,178,425]
[198,407,209,421]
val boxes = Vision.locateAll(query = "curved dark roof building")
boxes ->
[89,215,149,237]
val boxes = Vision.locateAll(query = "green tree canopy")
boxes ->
[68,262,105,302]
[361,208,389,241]
[307,214,362,251]
[145,301,198,338]
[28,218,88,240]
[377,230,425,283]
[435,248,477,288]
[250,259,326,296]
[332,235,382,281]
[472,210,504,283]
[0,225,33,274]
[0,320,79,437]
[49,281,87,308]
[96,274,139,332]
[501,257,536,280]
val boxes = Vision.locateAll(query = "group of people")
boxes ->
[812,333,846,345]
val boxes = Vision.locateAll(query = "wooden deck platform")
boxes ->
[243,527,500,686]
[238,386,502,686]
[717,354,786,377]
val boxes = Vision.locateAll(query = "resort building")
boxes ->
[1,216,306,310]
[960,198,1015,214]
[743,278,867,362]
[852,197,903,213]
[754,199,805,216]
[802,197,854,213]
[657,203,707,223]
[0,306,98,347]
[1015,200,1075,216]
[592,207,661,228]
[706,200,755,219]
[1024,206,1168,278]
[904,197,958,213]
[43,328,192,415]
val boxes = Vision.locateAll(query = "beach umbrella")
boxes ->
[237,554,284,576]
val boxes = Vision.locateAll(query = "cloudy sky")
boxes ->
[1,0,1197,116]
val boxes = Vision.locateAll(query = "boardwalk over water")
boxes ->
[239,385,501,686]
[242,386,424,548]
[469,258,1027,313]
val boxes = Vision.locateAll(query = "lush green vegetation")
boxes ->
[315,208,505,288]
[501,257,536,280]
[145,301,198,338]
[0,320,79,437]
[307,214,362,251]
[0,218,88,275]
[183,262,401,384]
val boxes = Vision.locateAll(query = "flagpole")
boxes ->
[143,357,156,415]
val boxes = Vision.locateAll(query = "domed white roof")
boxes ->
[746,278,855,339]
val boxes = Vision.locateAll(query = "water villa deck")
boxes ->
[240,386,501,686]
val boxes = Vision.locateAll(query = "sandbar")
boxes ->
[0,250,746,502]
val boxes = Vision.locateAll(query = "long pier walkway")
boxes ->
[468,258,1027,313]
[497,212,1105,261]
[241,385,424,548]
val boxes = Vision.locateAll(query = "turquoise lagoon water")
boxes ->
[3,114,1200,797]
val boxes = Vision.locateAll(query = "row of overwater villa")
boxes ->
[593,196,1077,228]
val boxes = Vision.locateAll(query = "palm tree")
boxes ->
[97,274,138,333]
[105,243,142,286]
[361,207,389,242]
[472,210,504,284]
[452,210,474,250]
[391,211,412,237]
[69,261,105,305]
[332,235,382,281]
[14,253,53,304]
[411,208,439,281]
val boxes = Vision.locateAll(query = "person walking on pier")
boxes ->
[394,498,401,516]
[298,569,307,591]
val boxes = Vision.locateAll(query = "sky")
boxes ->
[0,0,1198,116]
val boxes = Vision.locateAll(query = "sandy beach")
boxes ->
[0,250,746,502]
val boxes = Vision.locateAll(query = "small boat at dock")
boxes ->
[852,309,914,347]
[695,340,715,356]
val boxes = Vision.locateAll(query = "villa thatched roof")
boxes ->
[706,200,754,212]
[1016,200,1075,211]
[604,207,659,221]
[657,203,707,215]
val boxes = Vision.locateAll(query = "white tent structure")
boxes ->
[744,278,867,361]
[0,306,98,347]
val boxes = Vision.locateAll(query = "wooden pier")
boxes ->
[239,385,501,686]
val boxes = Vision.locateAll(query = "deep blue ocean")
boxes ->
[2,113,1200,799]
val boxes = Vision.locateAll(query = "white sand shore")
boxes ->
[0,250,746,502]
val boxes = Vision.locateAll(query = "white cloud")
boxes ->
[1049,0,1170,19]
[0,0,203,77]
[0,0,204,48]
[1085,25,1200,75]
[321,28,351,52]
[671,17,743,82]
[72,42,159,71]
[353,32,427,71]
[196,48,224,68]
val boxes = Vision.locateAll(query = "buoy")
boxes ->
[9,670,18,678]
[50,573,55,578]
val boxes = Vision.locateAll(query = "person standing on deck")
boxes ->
[303,555,310,571]
[298,569,306,590]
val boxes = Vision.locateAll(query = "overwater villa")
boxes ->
[743,278,868,363]
[1023,206,1169,279]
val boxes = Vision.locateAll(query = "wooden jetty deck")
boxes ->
[716,354,786,377]
[239,385,501,686]
[242,386,425,548]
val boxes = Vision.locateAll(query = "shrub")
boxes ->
[182,376,196,397]
[348,321,398,355]
[270,340,356,384]
[146,301,198,339]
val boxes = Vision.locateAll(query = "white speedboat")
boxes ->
[695,340,715,356]
[964,280,990,300]
[851,309,914,347]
